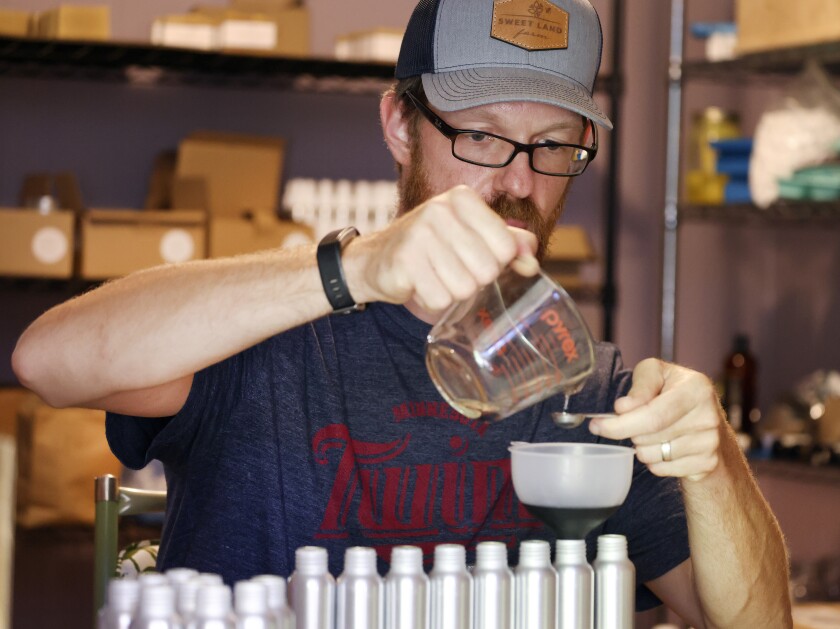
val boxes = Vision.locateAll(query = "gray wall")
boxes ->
[1,0,838,418]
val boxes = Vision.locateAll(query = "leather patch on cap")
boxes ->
[491,0,569,51]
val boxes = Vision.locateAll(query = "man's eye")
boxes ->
[537,141,567,152]
[465,132,492,143]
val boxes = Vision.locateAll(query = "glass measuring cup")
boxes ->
[425,267,595,422]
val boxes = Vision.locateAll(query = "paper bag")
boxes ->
[16,395,121,527]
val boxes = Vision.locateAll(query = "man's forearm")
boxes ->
[682,426,792,628]
[12,245,332,407]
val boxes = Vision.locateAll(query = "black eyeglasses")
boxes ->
[405,91,597,177]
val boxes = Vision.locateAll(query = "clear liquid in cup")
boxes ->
[426,269,595,422]
[426,343,586,422]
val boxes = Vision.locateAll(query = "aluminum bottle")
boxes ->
[98,578,141,629]
[288,546,335,629]
[251,575,295,629]
[234,580,276,629]
[514,539,556,629]
[192,582,235,629]
[165,568,199,588]
[472,541,514,629]
[593,534,634,629]
[555,539,593,629]
[130,582,178,629]
[178,574,225,627]
[138,573,169,590]
[429,543,472,629]
[336,546,383,629]
[384,545,428,629]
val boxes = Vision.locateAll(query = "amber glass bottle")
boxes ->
[722,334,759,448]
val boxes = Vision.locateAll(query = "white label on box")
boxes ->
[31,226,69,265]
[218,20,277,50]
[153,21,217,50]
[159,229,195,263]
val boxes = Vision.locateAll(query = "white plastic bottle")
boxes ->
[251,575,295,629]
[130,582,178,629]
[98,578,141,629]
[192,582,235,629]
[473,541,514,629]
[234,580,276,629]
[288,546,335,629]
[594,534,635,629]
[384,545,428,629]
[555,539,593,629]
[429,544,472,629]
[336,546,383,629]
[514,539,556,629]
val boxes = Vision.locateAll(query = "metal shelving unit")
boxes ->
[0,35,396,93]
[660,0,840,360]
[680,201,840,222]
[683,40,840,81]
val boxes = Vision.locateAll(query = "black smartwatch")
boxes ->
[317,226,365,315]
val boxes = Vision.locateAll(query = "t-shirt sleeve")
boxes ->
[599,343,690,611]
[105,352,245,470]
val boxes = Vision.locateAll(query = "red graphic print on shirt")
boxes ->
[312,410,541,562]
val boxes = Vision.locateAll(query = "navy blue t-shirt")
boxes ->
[106,302,688,610]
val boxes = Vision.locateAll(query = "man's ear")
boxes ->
[381,91,412,167]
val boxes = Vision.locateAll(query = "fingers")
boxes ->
[590,361,726,482]
[507,227,540,277]
[362,185,541,311]
[632,430,720,480]
[592,374,709,443]
[510,254,540,276]
[613,358,666,413]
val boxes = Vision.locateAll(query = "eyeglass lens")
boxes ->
[452,133,591,175]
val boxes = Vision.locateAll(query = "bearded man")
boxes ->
[13,0,791,625]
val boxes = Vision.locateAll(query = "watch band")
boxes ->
[317,226,365,314]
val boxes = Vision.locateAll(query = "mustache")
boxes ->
[487,194,543,231]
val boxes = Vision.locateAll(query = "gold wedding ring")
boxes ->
[660,440,673,463]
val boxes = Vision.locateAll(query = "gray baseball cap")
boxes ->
[396,0,612,129]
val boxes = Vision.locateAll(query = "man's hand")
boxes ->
[589,358,726,482]
[345,185,539,314]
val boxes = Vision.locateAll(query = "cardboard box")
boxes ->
[80,209,206,279]
[263,6,308,56]
[231,0,300,11]
[176,131,285,217]
[0,208,75,279]
[736,0,840,54]
[15,395,122,527]
[191,5,309,55]
[0,388,28,439]
[0,8,32,37]
[793,603,840,629]
[209,214,314,257]
[36,5,111,41]
[217,17,277,52]
[19,172,84,212]
[542,225,596,289]
[817,397,840,446]
[144,151,178,210]
[335,27,404,62]
[151,13,218,51]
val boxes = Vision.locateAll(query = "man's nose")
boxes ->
[495,149,536,200]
